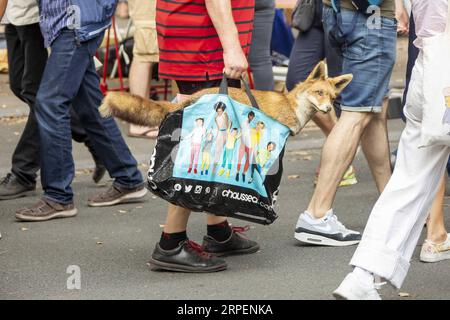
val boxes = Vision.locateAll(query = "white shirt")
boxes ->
[241,120,252,146]
[5,0,40,26]
[412,0,448,49]
[191,127,206,144]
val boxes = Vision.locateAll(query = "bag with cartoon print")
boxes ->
[147,77,290,225]
[420,2,450,147]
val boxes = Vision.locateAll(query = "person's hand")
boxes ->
[395,5,409,36]
[223,47,248,79]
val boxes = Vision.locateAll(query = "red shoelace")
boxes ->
[186,240,211,258]
[232,225,250,233]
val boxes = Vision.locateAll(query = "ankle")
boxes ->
[305,208,332,220]
[159,230,188,250]
[207,220,232,242]
[427,231,448,244]
[352,267,375,287]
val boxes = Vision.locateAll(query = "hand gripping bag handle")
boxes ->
[219,75,260,110]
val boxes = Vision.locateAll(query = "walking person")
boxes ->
[14,0,147,222]
[0,0,106,202]
[286,0,357,187]
[148,0,259,273]
[333,0,449,300]
[294,0,408,246]
[248,0,275,91]
[393,1,449,264]
[127,0,160,138]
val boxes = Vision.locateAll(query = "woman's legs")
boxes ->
[426,174,448,244]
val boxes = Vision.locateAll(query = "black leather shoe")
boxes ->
[203,226,260,257]
[92,164,106,184]
[0,173,36,200]
[148,240,227,273]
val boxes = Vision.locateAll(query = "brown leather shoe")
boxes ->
[15,198,77,222]
[87,184,147,207]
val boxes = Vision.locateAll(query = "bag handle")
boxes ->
[219,75,260,109]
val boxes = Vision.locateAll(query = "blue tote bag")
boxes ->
[147,78,290,225]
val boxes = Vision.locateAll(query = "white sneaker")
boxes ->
[333,273,381,300]
[294,209,361,246]
[420,234,450,263]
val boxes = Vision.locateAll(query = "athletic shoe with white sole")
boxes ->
[333,273,381,300]
[294,210,361,246]
[420,234,450,263]
[88,184,148,207]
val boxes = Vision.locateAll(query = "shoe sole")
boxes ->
[0,190,36,201]
[208,244,260,257]
[15,208,78,222]
[332,291,348,300]
[147,258,227,273]
[294,232,360,247]
[420,251,450,263]
[88,188,148,207]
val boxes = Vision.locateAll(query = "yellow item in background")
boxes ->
[0,49,8,73]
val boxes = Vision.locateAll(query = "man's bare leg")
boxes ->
[307,111,373,219]
[313,112,336,137]
[163,204,191,233]
[360,98,392,193]
[129,60,158,136]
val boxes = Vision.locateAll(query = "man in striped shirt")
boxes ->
[15,1,148,222]
[149,0,260,273]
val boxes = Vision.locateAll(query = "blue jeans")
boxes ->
[322,6,397,113]
[35,30,143,204]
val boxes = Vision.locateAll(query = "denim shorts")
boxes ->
[322,6,397,113]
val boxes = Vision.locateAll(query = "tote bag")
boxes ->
[147,77,291,225]
[420,1,450,147]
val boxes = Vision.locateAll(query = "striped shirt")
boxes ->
[156,0,255,81]
[38,0,71,48]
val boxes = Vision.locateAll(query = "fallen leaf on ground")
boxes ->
[96,241,104,245]
[398,292,411,298]
[288,175,300,180]
[288,150,310,156]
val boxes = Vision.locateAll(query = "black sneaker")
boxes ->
[0,173,36,201]
[203,226,260,257]
[148,240,227,273]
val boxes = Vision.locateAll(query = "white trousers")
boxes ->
[350,53,450,288]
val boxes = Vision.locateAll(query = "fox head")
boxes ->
[291,61,353,114]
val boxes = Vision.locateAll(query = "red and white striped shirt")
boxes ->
[156,0,255,81]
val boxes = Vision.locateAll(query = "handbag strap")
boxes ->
[219,75,260,109]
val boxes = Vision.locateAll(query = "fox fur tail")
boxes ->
[99,92,180,128]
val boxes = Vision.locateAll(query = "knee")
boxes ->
[339,112,373,132]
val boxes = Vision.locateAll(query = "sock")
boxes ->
[305,209,332,222]
[352,267,375,287]
[159,230,188,250]
[207,220,232,242]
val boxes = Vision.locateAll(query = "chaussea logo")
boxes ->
[222,189,258,204]
[171,183,274,212]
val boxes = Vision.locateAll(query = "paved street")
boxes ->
[0,69,449,300]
